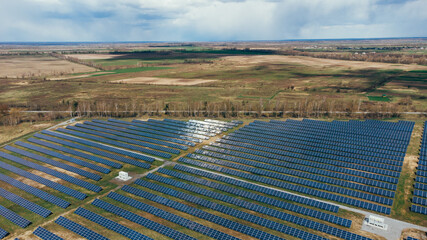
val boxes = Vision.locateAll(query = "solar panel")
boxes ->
[121,185,284,240]
[158,168,351,227]
[0,187,51,218]
[33,227,63,240]
[92,199,196,240]
[6,144,102,181]
[147,172,370,240]
[0,157,86,200]
[0,227,8,239]
[25,137,113,172]
[107,192,239,240]
[0,204,31,228]
[135,179,328,240]
[37,131,151,168]
[55,216,109,240]
[74,207,153,240]
[0,173,69,208]
[0,150,101,193]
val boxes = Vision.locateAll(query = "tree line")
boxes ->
[1,98,423,127]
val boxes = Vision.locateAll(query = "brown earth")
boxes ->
[65,54,126,60]
[110,77,218,86]
[222,55,427,70]
[0,56,96,78]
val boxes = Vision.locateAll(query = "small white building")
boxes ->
[364,215,388,230]
[115,171,132,181]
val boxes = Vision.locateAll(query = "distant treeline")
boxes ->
[1,97,421,126]
[280,49,427,65]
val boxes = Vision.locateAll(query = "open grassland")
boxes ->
[1,51,426,113]
[0,122,54,146]
[0,55,96,79]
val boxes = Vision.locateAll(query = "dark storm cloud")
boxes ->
[0,0,425,41]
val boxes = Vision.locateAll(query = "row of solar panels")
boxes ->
[334,119,415,132]
[86,120,196,146]
[220,134,403,168]
[241,123,404,157]
[263,120,409,151]
[226,128,404,161]
[272,119,409,144]
[186,152,394,206]
[0,122,164,234]
[204,142,400,179]
[288,119,413,141]
[213,136,400,178]
[304,118,415,137]
[1,118,242,238]
[251,120,408,153]
[65,118,242,160]
[218,135,403,170]
[148,168,375,240]
[100,119,202,142]
[191,148,396,199]
[134,178,328,240]
[157,167,349,226]
[178,157,391,214]
[411,121,427,215]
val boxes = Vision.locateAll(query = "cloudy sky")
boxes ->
[0,0,426,42]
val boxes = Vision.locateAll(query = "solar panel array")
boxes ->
[86,120,195,146]
[0,148,101,193]
[157,167,349,226]
[99,165,373,240]
[6,144,102,181]
[74,207,154,240]
[0,173,70,208]
[0,204,31,228]
[0,118,242,239]
[33,227,63,240]
[146,172,366,240]
[107,192,238,240]
[92,199,197,240]
[411,121,427,215]
[0,187,51,218]
[0,228,7,239]
[0,155,86,200]
[120,185,286,240]
[55,216,109,240]
[407,237,420,240]
[178,119,414,215]
[39,131,152,168]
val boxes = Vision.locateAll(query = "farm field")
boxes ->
[0,56,96,79]
[1,47,426,115]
